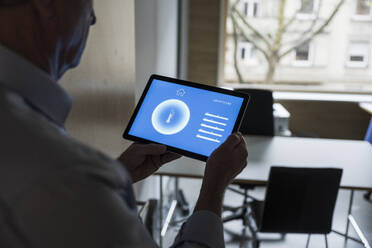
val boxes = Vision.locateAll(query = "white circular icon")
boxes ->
[151,99,190,135]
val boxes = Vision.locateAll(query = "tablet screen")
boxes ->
[125,76,248,160]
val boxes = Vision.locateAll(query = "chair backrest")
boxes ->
[259,166,343,234]
[235,88,274,136]
[365,117,372,144]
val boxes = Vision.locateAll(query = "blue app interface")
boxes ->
[129,79,244,157]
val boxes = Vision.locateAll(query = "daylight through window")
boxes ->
[223,0,372,92]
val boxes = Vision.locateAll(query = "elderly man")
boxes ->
[0,0,248,248]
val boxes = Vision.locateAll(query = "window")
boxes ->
[346,41,369,68]
[292,41,313,67]
[222,0,372,93]
[238,41,257,65]
[243,0,261,18]
[353,0,372,20]
[297,0,319,20]
[300,0,314,14]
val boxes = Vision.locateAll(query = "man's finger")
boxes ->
[160,152,182,164]
[237,143,248,160]
[134,143,167,155]
[221,133,243,149]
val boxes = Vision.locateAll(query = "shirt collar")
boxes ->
[0,43,72,126]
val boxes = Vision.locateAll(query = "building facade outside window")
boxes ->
[297,0,319,20]
[353,0,372,21]
[292,41,313,67]
[242,0,261,18]
[223,0,372,92]
[300,0,314,13]
[346,41,369,68]
[238,41,258,65]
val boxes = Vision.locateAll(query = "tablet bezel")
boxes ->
[123,74,250,162]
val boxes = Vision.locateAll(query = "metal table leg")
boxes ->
[159,175,163,248]
[161,200,178,237]
[332,189,364,245]
[345,189,355,242]
[158,176,186,246]
[174,177,190,216]
[348,215,371,248]
[306,234,311,248]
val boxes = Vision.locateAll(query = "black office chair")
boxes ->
[235,88,274,136]
[137,199,158,237]
[363,119,372,202]
[224,167,343,248]
[364,192,372,202]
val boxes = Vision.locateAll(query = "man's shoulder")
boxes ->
[0,87,131,204]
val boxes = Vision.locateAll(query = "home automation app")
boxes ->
[128,79,244,157]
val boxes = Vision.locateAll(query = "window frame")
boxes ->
[221,0,372,94]
[346,41,370,68]
[352,0,372,21]
[296,0,320,20]
[242,0,261,18]
[291,41,314,67]
[237,41,258,66]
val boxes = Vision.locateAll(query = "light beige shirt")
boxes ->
[0,44,224,248]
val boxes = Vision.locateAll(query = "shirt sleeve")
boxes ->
[11,171,224,248]
[11,172,158,248]
[170,211,225,248]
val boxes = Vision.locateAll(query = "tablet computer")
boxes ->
[123,74,250,161]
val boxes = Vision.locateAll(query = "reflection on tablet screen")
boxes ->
[128,79,244,157]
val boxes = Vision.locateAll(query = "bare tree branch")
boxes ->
[279,0,345,59]
[272,0,287,51]
[287,0,323,45]
[231,12,270,60]
[282,0,313,32]
[300,0,323,37]
[228,0,344,84]
[231,1,272,49]
[231,0,240,10]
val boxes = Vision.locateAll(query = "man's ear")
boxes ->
[29,0,55,19]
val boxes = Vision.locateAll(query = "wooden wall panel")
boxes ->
[60,0,135,157]
[278,100,371,140]
[187,0,221,85]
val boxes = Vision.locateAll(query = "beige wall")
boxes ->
[187,0,222,86]
[60,0,135,157]
[278,100,371,140]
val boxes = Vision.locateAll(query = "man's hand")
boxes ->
[195,133,248,216]
[204,133,248,192]
[118,143,181,183]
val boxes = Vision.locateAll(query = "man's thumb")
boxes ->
[221,133,242,149]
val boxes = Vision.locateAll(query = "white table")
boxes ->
[360,102,372,115]
[158,136,372,191]
[156,136,372,245]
